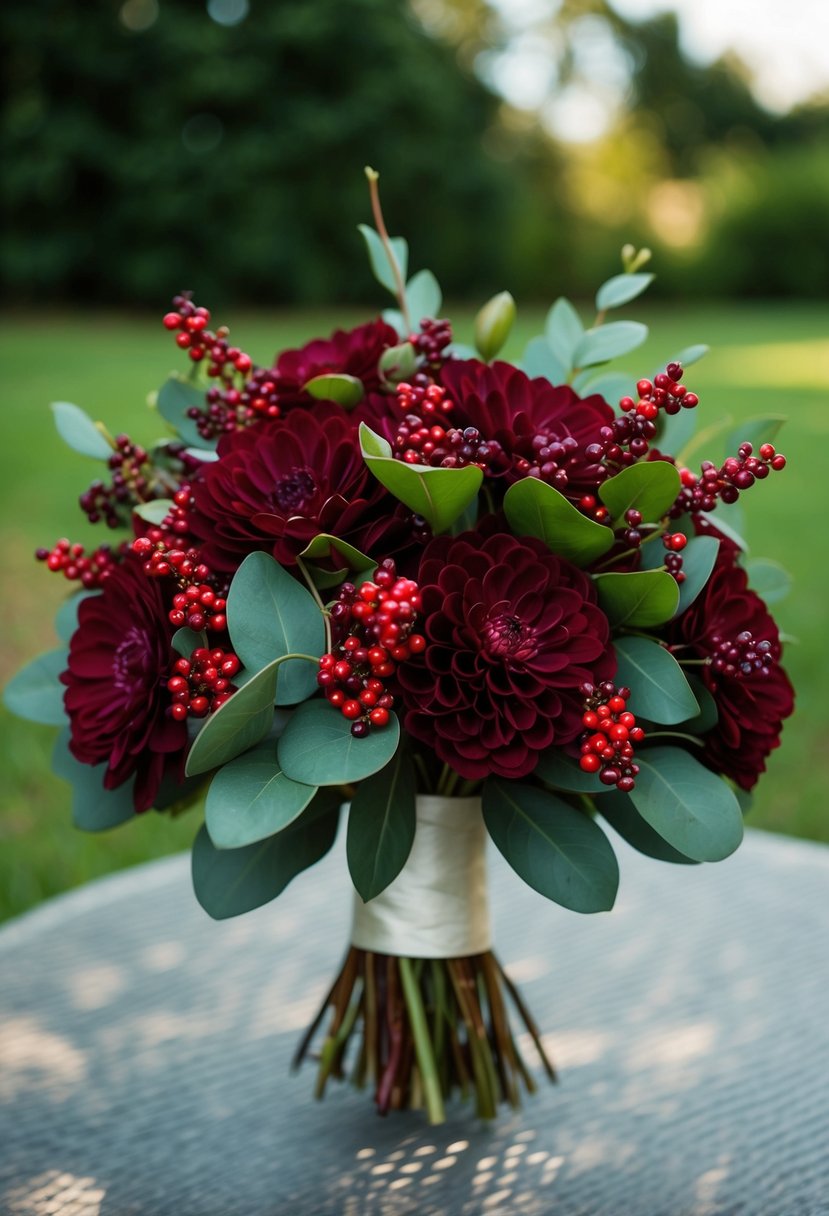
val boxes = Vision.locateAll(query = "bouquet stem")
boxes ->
[294,947,556,1125]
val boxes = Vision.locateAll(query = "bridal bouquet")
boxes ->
[5,171,794,1124]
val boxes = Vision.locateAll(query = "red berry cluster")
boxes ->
[36,539,122,588]
[674,441,786,516]
[578,682,644,792]
[620,364,699,422]
[318,560,425,737]
[167,647,240,721]
[132,537,228,633]
[79,435,152,527]
[409,318,453,367]
[393,382,506,472]
[709,630,775,681]
[662,531,687,583]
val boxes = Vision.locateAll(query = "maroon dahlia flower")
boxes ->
[669,547,794,790]
[190,403,416,571]
[61,559,187,812]
[396,531,616,780]
[273,319,398,411]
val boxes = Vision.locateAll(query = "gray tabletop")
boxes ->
[1,828,828,1216]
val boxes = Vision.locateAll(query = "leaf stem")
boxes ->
[296,555,332,652]
[365,167,412,333]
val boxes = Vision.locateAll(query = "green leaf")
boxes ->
[300,534,374,572]
[474,291,516,361]
[346,743,416,901]
[595,273,655,311]
[482,778,618,913]
[360,423,482,534]
[185,658,280,777]
[191,790,341,920]
[630,746,743,862]
[303,373,364,410]
[682,675,719,734]
[3,648,67,725]
[226,552,324,705]
[521,336,567,383]
[503,478,614,567]
[156,377,216,450]
[278,698,400,786]
[405,269,442,324]
[697,509,748,553]
[172,626,206,657]
[726,414,785,458]
[599,790,697,865]
[675,535,720,614]
[378,341,417,385]
[54,591,98,642]
[668,343,709,369]
[575,370,636,403]
[595,570,679,627]
[599,461,681,525]
[613,636,699,725]
[573,321,648,369]
[745,557,792,605]
[133,498,174,525]
[533,750,606,794]
[656,405,697,461]
[51,401,113,460]
[357,224,408,295]
[52,728,135,831]
[205,736,318,849]
[545,297,584,374]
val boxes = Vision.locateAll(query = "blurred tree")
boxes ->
[0,0,519,306]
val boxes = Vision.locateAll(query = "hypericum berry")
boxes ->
[410,318,453,366]
[671,441,786,518]
[708,631,776,680]
[36,539,123,588]
[79,434,154,528]
[167,646,240,720]
[577,682,644,792]
[131,533,228,633]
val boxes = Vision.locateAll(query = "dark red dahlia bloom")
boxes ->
[396,531,616,780]
[669,547,794,790]
[60,559,187,813]
[273,319,398,411]
[190,403,416,571]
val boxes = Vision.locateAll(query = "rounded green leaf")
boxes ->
[156,377,216,450]
[357,224,408,295]
[575,370,636,403]
[726,415,785,460]
[520,336,567,383]
[545,297,584,373]
[697,509,748,553]
[54,591,98,643]
[226,552,324,705]
[503,477,614,567]
[595,273,654,311]
[474,291,516,361]
[405,269,442,324]
[745,557,792,605]
[675,535,720,614]
[599,789,697,865]
[52,728,135,831]
[303,373,364,410]
[614,636,699,725]
[191,790,341,920]
[378,341,417,385]
[347,744,415,901]
[300,534,374,572]
[133,499,174,525]
[278,698,400,786]
[205,737,318,849]
[533,749,606,794]
[50,401,112,460]
[185,658,280,777]
[360,423,482,535]
[482,778,619,913]
[595,570,679,627]
[667,343,709,369]
[599,461,681,525]
[573,321,647,369]
[172,626,207,657]
[3,648,67,725]
[682,675,719,733]
[629,746,743,862]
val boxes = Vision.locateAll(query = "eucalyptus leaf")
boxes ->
[573,321,647,369]
[300,534,374,572]
[599,790,697,865]
[172,627,207,657]
[576,370,636,403]
[599,461,681,525]
[378,342,417,384]
[185,658,281,777]
[303,373,364,410]
[226,552,324,705]
[279,698,400,786]
[545,297,584,373]
[726,415,785,459]
[697,509,749,552]
[745,557,792,605]
[3,648,68,726]
[357,224,408,296]
[675,535,720,615]
[133,499,174,525]
[521,336,566,383]
[533,749,606,794]
[613,636,699,725]
[360,423,482,534]
[503,477,614,567]
[191,790,341,920]
[668,343,709,369]
[682,675,719,734]
[595,570,679,627]
[657,405,698,458]
[405,269,442,324]
[595,272,654,311]
[51,401,113,460]
[156,377,217,450]
[347,743,415,901]
[52,728,135,831]
[54,591,98,643]
[205,737,318,849]
[630,746,743,862]
[482,778,618,913]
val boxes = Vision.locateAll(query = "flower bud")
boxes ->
[474,291,516,362]
[621,245,652,274]
[378,341,417,386]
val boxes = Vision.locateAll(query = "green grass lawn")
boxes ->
[1,301,827,924]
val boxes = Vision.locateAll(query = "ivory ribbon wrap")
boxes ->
[351,795,491,958]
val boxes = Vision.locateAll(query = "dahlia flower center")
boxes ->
[112,625,152,699]
[482,611,537,662]
[274,467,317,513]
